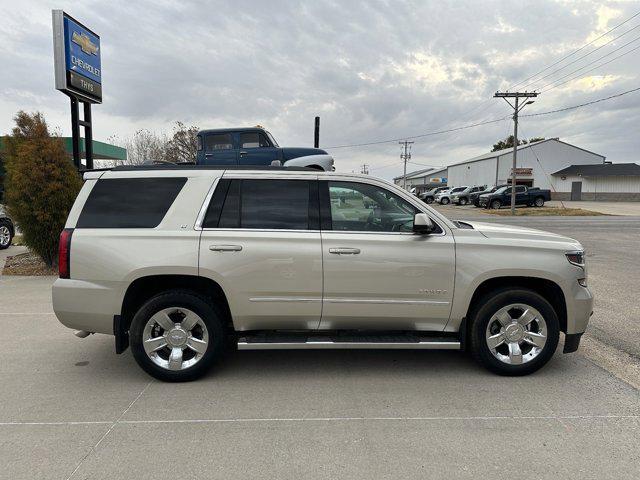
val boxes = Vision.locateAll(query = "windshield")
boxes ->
[266,131,279,147]
[494,186,508,194]
[451,187,466,193]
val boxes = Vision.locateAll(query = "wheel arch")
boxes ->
[462,276,567,341]
[117,274,233,353]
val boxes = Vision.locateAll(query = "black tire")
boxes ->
[459,197,468,206]
[441,197,450,205]
[469,288,559,376]
[130,290,226,382]
[534,196,545,207]
[490,200,502,210]
[0,220,13,250]
[425,197,434,204]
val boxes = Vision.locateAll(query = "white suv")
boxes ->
[53,166,593,381]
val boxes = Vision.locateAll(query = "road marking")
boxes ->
[0,312,56,315]
[2,414,638,427]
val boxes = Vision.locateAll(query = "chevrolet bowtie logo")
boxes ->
[72,31,99,56]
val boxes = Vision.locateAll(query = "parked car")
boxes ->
[451,186,487,205]
[470,185,508,207]
[52,166,592,381]
[419,186,448,204]
[435,186,467,205]
[196,127,333,171]
[0,206,15,250]
[479,185,552,209]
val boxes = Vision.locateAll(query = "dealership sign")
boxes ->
[430,177,447,183]
[52,10,102,103]
[511,168,533,176]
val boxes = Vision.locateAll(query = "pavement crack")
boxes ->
[64,381,152,480]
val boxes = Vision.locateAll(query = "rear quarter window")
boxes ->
[76,177,187,228]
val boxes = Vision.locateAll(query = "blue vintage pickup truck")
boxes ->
[196,127,333,170]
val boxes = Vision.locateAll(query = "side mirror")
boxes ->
[413,213,436,234]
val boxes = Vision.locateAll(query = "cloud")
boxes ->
[1,0,639,180]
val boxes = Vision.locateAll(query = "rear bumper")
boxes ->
[52,278,121,335]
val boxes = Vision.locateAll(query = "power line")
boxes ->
[522,85,640,117]
[325,117,508,149]
[540,43,640,93]
[521,23,640,91]
[510,9,640,90]
[325,86,640,151]
[537,34,640,92]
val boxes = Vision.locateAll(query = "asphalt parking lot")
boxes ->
[1,212,639,479]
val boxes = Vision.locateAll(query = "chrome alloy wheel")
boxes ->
[0,226,10,247]
[142,307,209,371]
[485,304,547,365]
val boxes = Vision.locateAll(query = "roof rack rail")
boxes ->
[109,164,315,172]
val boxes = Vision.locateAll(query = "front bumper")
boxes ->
[566,281,593,336]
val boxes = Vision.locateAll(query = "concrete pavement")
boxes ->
[546,200,640,216]
[1,217,639,479]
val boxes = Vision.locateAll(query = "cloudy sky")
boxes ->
[1,0,639,179]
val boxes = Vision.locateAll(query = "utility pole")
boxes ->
[494,91,538,215]
[360,164,369,175]
[399,140,414,190]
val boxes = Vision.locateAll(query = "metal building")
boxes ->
[393,167,447,193]
[551,163,640,201]
[445,138,605,190]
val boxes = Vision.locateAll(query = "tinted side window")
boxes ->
[77,178,187,228]
[240,132,271,148]
[205,134,233,151]
[214,179,314,230]
[516,186,526,193]
[327,181,418,232]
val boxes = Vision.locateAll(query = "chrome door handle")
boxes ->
[329,247,361,255]
[210,245,242,252]
[239,151,248,156]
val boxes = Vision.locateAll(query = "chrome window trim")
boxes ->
[194,177,221,230]
[195,174,446,236]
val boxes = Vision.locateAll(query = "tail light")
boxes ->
[58,228,73,278]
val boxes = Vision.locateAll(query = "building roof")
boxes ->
[0,136,127,161]
[394,166,446,181]
[447,138,605,169]
[552,163,640,177]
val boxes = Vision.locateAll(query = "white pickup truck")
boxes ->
[53,166,593,381]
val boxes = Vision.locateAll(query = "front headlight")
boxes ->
[566,251,585,267]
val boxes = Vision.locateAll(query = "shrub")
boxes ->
[3,111,83,267]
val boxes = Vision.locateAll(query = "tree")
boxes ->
[122,129,169,165]
[3,111,83,267]
[166,122,199,164]
[492,135,545,152]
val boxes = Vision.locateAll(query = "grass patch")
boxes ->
[482,207,607,216]
[2,252,56,276]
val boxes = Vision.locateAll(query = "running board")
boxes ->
[237,333,460,350]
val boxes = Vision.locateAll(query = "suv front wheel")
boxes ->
[130,290,226,382]
[469,289,559,375]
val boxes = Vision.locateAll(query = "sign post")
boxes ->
[52,10,102,171]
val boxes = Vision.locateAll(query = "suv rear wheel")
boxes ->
[459,197,468,205]
[130,290,226,382]
[490,200,502,209]
[469,289,559,375]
